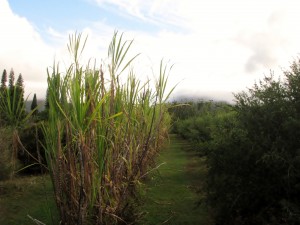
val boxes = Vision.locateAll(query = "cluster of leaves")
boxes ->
[1,31,174,225]
[0,69,26,179]
[170,100,233,154]
[172,59,300,225]
[0,68,45,179]
[0,69,25,126]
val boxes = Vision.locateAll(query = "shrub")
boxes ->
[206,66,300,224]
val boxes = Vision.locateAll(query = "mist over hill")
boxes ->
[170,93,234,104]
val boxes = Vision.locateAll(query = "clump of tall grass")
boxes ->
[43,32,174,224]
[0,77,34,179]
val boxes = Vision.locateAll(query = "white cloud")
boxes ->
[93,0,187,28]
[0,0,56,99]
[89,0,300,102]
[0,1,111,100]
[2,0,300,103]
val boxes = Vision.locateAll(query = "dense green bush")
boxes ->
[225,70,300,224]
[171,101,233,154]
[172,59,300,224]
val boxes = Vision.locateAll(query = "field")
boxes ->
[0,175,58,225]
[2,31,300,225]
[0,136,210,225]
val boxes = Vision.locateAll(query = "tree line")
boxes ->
[0,69,40,123]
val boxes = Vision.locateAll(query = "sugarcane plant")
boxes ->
[0,72,35,179]
[42,32,175,225]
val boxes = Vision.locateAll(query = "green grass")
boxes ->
[0,175,58,225]
[0,136,211,225]
[138,135,213,225]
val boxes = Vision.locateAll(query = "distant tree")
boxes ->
[8,69,16,110]
[45,87,49,110]
[0,69,8,122]
[16,74,25,119]
[1,69,7,89]
[8,68,15,90]
[31,93,38,115]
[16,73,24,102]
[1,70,26,126]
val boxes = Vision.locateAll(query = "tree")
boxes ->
[1,69,7,89]
[16,74,24,94]
[0,69,8,122]
[45,87,49,110]
[0,70,26,126]
[8,68,15,90]
[31,93,38,115]
[16,73,24,106]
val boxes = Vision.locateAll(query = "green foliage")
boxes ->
[15,74,24,110]
[173,59,300,224]
[8,68,14,90]
[171,101,233,154]
[42,32,173,224]
[31,93,38,115]
[0,69,27,178]
[45,87,49,110]
[0,70,26,128]
[0,68,39,179]
[1,69,7,89]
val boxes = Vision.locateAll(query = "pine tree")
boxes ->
[8,69,15,109]
[31,93,38,115]
[16,73,24,101]
[45,87,49,110]
[15,73,25,119]
[8,68,15,90]
[0,69,7,101]
[1,69,7,89]
[0,69,8,122]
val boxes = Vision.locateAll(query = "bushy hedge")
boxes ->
[172,59,300,225]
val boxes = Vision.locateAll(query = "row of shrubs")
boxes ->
[171,59,300,224]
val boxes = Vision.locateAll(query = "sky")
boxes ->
[1,0,300,102]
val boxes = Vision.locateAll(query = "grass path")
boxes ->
[138,135,212,225]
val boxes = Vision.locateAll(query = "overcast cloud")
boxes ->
[1,0,300,102]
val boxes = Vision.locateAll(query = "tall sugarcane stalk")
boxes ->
[43,32,174,225]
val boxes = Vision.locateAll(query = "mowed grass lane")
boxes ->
[139,135,212,225]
